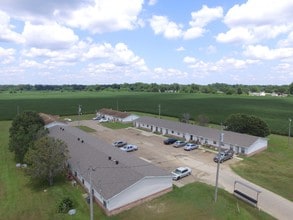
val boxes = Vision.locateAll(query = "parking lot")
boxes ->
[74,120,239,187]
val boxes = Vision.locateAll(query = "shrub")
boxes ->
[58,197,74,213]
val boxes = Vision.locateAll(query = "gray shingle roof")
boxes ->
[134,116,265,148]
[48,125,170,200]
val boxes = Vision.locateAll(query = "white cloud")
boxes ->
[22,22,79,49]
[176,46,185,51]
[63,0,144,33]
[150,5,223,40]
[184,5,223,39]
[0,10,24,43]
[183,27,204,40]
[148,0,157,6]
[149,15,182,39]
[183,56,196,64]
[183,55,258,72]
[0,47,15,64]
[217,0,293,43]
[278,31,293,47]
[216,27,254,43]
[243,45,293,60]
[153,67,188,81]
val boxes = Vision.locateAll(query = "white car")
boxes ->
[120,144,138,152]
[99,118,108,123]
[171,167,192,180]
[184,143,199,151]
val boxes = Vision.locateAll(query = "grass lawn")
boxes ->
[76,125,96,132]
[231,134,293,201]
[102,122,132,129]
[110,184,273,220]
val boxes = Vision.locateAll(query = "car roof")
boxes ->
[176,167,189,171]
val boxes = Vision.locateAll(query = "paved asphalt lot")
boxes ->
[71,120,293,220]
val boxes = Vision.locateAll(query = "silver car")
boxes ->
[112,141,127,147]
[184,143,199,151]
[171,167,192,180]
[173,140,186,148]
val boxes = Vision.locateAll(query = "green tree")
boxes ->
[289,82,293,95]
[25,136,69,186]
[9,111,45,163]
[224,113,270,137]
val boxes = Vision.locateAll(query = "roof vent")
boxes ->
[77,138,80,141]
[108,156,112,160]
[115,160,119,165]
[81,140,84,143]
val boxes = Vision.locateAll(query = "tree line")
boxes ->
[1,82,293,95]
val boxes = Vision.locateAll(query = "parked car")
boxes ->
[171,167,192,180]
[213,149,234,163]
[92,116,102,120]
[163,138,177,145]
[112,141,127,148]
[184,143,199,151]
[99,118,108,123]
[173,140,186,148]
[120,144,138,152]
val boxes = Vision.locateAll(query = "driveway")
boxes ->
[72,120,293,220]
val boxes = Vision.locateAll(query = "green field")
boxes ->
[1,91,293,135]
[0,121,273,219]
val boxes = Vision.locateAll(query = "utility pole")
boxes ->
[289,118,291,148]
[89,166,95,220]
[214,132,224,202]
[78,105,82,126]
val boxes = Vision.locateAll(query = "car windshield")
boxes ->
[174,169,183,174]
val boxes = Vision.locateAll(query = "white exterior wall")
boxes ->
[106,176,172,211]
[246,138,268,155]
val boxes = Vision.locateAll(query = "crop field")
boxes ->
[0,91,293,135]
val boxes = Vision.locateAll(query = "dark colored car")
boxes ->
[163,138,178,145]
[213,149,234,163]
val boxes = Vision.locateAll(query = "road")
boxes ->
[72,120,293,220]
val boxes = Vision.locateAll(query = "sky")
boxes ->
[0,0,293,85]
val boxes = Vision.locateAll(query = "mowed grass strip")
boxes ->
[1,91,293,135]
[231,134,293,201]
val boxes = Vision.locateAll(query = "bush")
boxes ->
[58,197,74,213]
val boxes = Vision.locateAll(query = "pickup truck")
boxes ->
[213,149,234,163]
